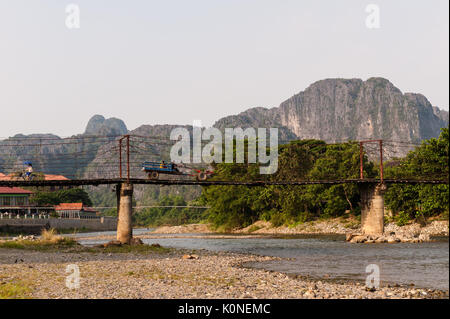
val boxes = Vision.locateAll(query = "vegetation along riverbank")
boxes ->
[131,129,448,235]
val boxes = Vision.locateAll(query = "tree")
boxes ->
[31,188,93,207]
[133,195,205,227]
[200,139,377,229]
[384,127,449,219]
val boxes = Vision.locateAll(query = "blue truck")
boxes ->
[141,161,212,181]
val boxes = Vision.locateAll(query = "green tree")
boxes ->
[200,139,376,229]
[384,127,449,219]
[133,195,205,227]
[31,188,93,206]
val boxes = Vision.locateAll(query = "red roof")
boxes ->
[0,187,33,195]
[54,203,83,211]
[44,174,70,181]
[0,174,69,181]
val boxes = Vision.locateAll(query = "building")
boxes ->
[54,203,99,219]
[0,186,33,214]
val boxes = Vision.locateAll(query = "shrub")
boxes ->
[395,211,411,227]
[270,213,286,227]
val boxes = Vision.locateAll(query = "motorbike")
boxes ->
[19,170,35,181]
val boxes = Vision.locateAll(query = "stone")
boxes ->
[100,240,122,248]
[350,235,367,243]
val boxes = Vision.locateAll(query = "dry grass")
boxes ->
[0,228,78,251]
[41,228,65,244]
[0,281,32,299]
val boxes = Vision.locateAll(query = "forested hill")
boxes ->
[0,115,127,178]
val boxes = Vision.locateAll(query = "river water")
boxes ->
[73,229,449,291]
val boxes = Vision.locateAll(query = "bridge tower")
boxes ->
[359,183,386,235]
[116,182,134,244]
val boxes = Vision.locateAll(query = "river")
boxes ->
[72,229,449,291]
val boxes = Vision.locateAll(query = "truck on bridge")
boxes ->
[141,161,213,181]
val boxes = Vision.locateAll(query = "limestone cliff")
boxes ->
[214,78,449,147]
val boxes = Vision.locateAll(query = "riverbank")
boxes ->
[151,218,449,239]
[0,246,447,299]
[152,223,213,234]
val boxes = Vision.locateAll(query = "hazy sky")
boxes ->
[0,0,448,138]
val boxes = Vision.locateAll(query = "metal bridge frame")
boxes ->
[0,178,447,188]
[118,135,130,181]
[360,139,383,181]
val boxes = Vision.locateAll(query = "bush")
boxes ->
[270,213,286,227]
[41,228,62,243]
[395,211,411,227]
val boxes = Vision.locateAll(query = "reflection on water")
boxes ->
[74,230,449,291]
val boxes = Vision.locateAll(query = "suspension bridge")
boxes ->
[0,177,446,188]
[0,134,447,243]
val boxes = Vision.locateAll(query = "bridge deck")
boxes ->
[0,178,447,187]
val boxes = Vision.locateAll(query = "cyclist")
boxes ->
[24,162,33,180]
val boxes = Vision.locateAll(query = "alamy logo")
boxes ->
[365,264,380,289]
[65,4,80,29]
[169,122,278,174]
[365,4,380,29]
[65,264,80,289]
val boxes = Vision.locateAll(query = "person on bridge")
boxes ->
[25,162,33,179]
[160,160,166,169]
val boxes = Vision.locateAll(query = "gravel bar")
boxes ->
[0,248,447,299]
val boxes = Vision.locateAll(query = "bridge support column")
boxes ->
[117,183,133,244]
[359,183,386,236]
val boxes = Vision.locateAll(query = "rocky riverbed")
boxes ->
[152,219,449,242]
[346,221,449,243]
[0,247,448,299]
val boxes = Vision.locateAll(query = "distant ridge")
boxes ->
[1,78,448,178]
[214,78,448,147]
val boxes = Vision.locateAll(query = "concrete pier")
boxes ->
[116,183,134,244]
[359,183,386,235]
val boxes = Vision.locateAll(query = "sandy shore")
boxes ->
[0,247,447,299]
